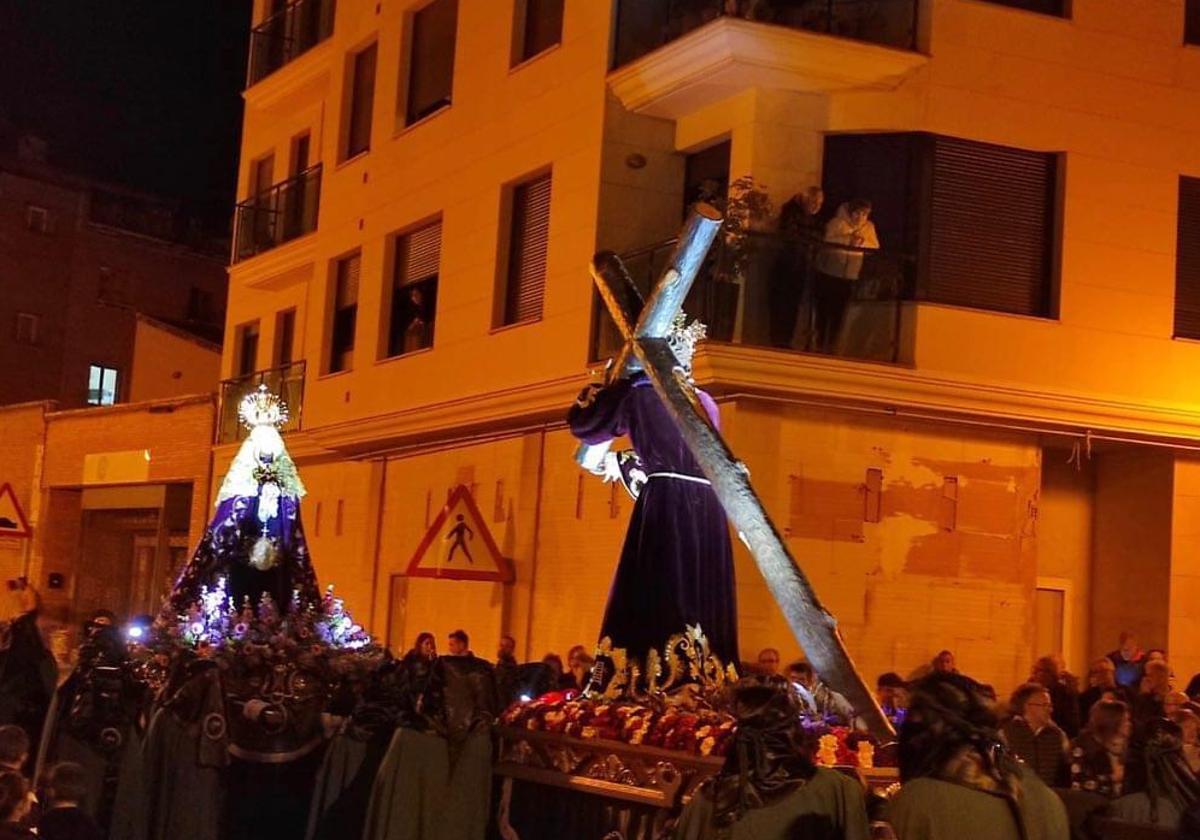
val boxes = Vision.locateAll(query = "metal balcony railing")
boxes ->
[593,229,914,365]
[217,360,306,444]
[612,0,920,69]
[233,164,321,263]
[247,0,336,86]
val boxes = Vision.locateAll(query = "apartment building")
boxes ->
[224,0,1200,690]
[0,140,228,409]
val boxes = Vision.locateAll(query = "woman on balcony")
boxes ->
[813,199,879,354]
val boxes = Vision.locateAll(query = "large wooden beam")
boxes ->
[633,339,893,740]
[586,249,894,741]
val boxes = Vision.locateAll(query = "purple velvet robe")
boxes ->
[162,483,319,620]
[568,374,739,666]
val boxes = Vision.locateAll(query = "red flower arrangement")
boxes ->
[501,694,737,757]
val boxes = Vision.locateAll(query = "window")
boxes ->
[25,205,50,234]
[979,0,1067,15]
[405,0,457,125]
[252,153,276,196]
[14,313,39,346]
[291,133,311,176]
[329,253,360,372]
[1188,1,1200,45]
[684,139,731,217]
[500,171,552,326]
[87,365,119,406]
[97,266,129,304]
[345,43,377,159]
[822,132,1059,318]
[512,0,563,65]
[1174,176,1200,339]
[187,286,215,322]
[275,309,297,366]
[387,220,441,357]
[236,321,261,377]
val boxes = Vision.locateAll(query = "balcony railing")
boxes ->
[247,0,336,87]
[593,230,914,365]
[612,0,920,68]
[233,164,322,263]
[217,361,306,444]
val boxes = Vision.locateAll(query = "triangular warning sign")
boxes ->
[0,484,31,538]
[406,485,514,583]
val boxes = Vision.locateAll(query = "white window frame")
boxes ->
[86,364,119,406]
[1036,575,1074,672]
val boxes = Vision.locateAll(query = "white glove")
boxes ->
[600,451,622,484]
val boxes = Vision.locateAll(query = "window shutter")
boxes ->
[336,253,360,307]
[1174,177,1200,339]
[519,0,564,62]
[346,44,376,157]
[505,172,552,324]
[926,136,1056,317]
[397,220,442,286]
[407,0,457,124]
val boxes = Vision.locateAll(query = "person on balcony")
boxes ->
[770,186,824,349]
[813,199,878,354]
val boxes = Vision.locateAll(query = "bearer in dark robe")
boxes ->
[887,672,1069,840]
[35,611,146,836]
[0,586,57,760]
[306,654,410,840]
[674,677,870,840]
[111,655,227,840]
[568,315,739,671]
[362,654,498,840]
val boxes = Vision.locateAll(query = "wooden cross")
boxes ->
[587,206,893,741]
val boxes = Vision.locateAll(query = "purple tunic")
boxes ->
[568,374,739,666]
[161,487,320,620]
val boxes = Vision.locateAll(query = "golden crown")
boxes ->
[238,384,289,430]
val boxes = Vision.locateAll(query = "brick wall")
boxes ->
[0,402,50,585]
[33,397,216,602]
[0,168,226,409]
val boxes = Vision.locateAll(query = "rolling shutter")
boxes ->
[396,220,442,287]
[335,253,360,307]
[407,0,457,124]
[346,44,376,157]
[1174,177,1200,339]
[1189,1,1200,46]
[926,136,1057,317]
[505,172,552,324]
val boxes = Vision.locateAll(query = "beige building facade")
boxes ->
[224,0,1200,693]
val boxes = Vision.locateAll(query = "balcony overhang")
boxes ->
[243,40,333,111]
[608,17,927,119]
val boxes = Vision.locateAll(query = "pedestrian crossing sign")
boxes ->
[405,484,514,582]
[0,484,31,538]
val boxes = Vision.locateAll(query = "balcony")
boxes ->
[593,230,913,366]
[247,0,336,87]
[609,0,926,118]
[217,361,306,444]
[233,164,321,263]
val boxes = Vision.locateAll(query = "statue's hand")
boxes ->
[598,451,622,484]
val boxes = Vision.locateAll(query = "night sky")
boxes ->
[0,1,253,230]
